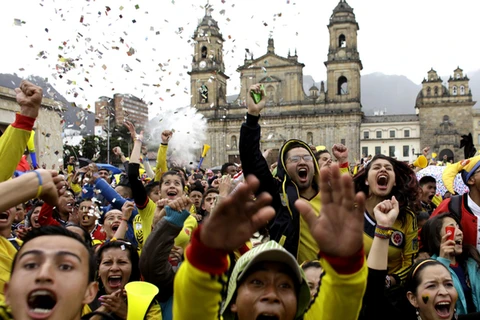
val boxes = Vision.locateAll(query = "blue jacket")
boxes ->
[433,255,480,314]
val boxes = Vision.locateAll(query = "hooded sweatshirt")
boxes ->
[240,113,321,262]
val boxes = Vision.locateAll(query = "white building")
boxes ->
[360,114,421,162]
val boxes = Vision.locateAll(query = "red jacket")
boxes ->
[431,194,478,248]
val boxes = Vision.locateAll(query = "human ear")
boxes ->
[406,291,419,308]
[82,281,99,305]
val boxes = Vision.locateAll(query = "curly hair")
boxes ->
[353,154,420,221]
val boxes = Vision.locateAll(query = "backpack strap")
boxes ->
[447,195,463,221]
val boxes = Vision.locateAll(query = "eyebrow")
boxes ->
[19,250,82,263]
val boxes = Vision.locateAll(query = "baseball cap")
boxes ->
[222,240,311,319]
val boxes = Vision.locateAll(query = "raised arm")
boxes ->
[361,198,401,320]
[0,170,65,212]
[154,130,172,182]
[173,176,275,319]
[239,84,278,197]
[0,81,42,182]
[140,196,192,302]
[295,163,367,320]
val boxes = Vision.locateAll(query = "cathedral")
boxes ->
[189,0,476,167]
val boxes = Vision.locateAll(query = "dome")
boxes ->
[309,85,319,91]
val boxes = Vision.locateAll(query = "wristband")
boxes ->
[120,217,129,222]
[135,137,143,143]
[34,170,43,199]
[375,225,393,239]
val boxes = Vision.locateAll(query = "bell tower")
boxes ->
[324,0,362,107]
[189,6,229,110]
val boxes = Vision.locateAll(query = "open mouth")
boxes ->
[0,212,9,223]
[376,174,388,188]
[298,168,308,180]
[256,314,279,320]
[167,190,178,198]
[428,195,434,200]
[82,215,90,221]
[111,223,120,232]
[455,240,462,245]
[108,275,123,289]
[27,290,57,316]
[434,301,451,318]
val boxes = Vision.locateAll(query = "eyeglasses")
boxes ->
[287,155,313,163]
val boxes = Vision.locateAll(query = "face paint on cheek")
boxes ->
[422,295,429,304]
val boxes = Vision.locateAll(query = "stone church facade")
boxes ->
[415,68,476,162]
[189,0,475,167]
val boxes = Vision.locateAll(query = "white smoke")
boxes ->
[147,105,207,170]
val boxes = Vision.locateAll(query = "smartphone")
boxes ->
[445,226,455,241]
[250,85,265,104]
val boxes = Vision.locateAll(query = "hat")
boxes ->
[222,241,311,320]
[206,169,213,175]
[442,155,480,194]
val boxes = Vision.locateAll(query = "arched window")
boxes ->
[443,115,449,122]
[307,132,313,145]
[338,34,346,48]
[231,135,237,149]
[337,76,348,95]
[201,46,207,58]
[434,86,439,96]
[200,84,208,103]
[452,86,457,95]
[427,87,431,96]
[460,86,465,95]
[267,85,275,102]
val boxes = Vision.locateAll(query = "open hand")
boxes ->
[200,175,275,251]
[99,289,127,319]
[296,163,365,257]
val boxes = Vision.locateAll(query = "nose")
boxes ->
[260,283,280,303]
[35,262,54,284]
[456,227,463,237]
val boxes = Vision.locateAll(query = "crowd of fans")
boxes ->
[2,80,480,319]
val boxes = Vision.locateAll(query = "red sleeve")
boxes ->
[319,247,364,275]
[38,203,60,226]
[11,113,35,131]
[185,226,229,275]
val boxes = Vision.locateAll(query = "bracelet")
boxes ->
[34,170,43,199]
[375,225,393,239]
[120,217,129,222]
[135,137,143,143]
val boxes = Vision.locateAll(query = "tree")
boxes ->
[80,135,107,163]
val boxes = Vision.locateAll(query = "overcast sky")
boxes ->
[0,0,478,117]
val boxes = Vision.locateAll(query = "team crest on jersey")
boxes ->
[184,228,191,236]
[391,230,404,247]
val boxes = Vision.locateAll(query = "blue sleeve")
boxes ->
[94,178,126,210]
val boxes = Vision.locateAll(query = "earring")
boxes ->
[453,309,458,320]
[365,181,369,185]
[416,309,422,320]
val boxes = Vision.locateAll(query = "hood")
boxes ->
[276,139,320,185]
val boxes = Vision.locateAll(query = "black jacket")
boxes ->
[240,113,319,259]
